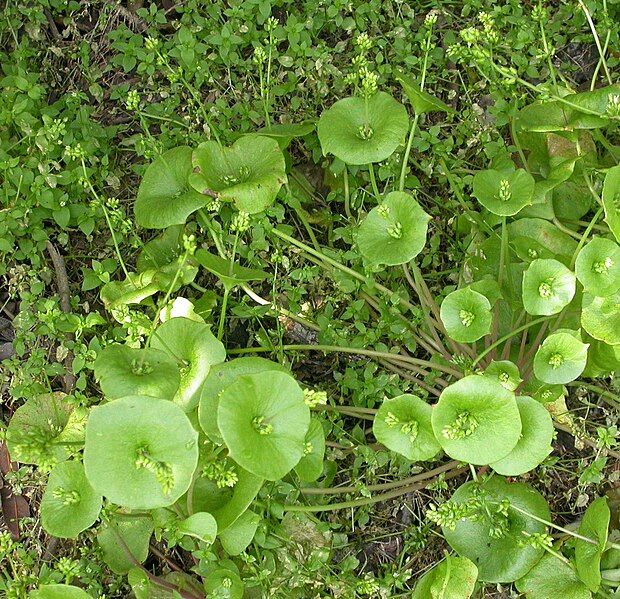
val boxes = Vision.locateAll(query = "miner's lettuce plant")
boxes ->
[8,51,620,596]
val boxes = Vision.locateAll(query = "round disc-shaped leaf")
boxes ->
[533,332,589,384]
[516,554,592,599]
[490,396,554,475]
[440,287,492,343]
[431,376,521,465]
[189,135,286,214]
[30,585,92,599]
[199,358,288,444]
[204,569,244,599]
[522,258,576,315]
[373,394,441,461]
[484,360,522,391]
[151,317,226,411]
[84,396,198,509]
[575,237,620,297]
[294,417,326,482]
[41,461,102,538]
[317,92,409,165]
[412,555,478,599]
[575,496,610,592]
[582,292,620,345]
[134,146,208,229]
[442,477,550,582]
[357,191,430,266]
[472,169,535,216]
[217,371,310,481]
[6,392,74,466]
[94,345,180,401]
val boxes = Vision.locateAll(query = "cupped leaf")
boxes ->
[582,292,620,345]
[442,477,550,583]
[217,371,310,481]
[195,248,268,289]
[317,92,409,164]
[97,514,154,574]
[431,376,521,465]
[29,585,92,599]
[294,417,326,482]
[373,394,441,461]
[84,396,198,509]
[210,468,263,532]
[204,568,244,599]
[199,357,288,443]
[533,332,589,384]
[412,554,478,599]
[219,510,261,555]
[396,71,454,114]
[602,164,620,243]
[178,512,217,544]
[575,237,620,297]
[440,287,492,343]
[584,338,620,377]
[357,191,430,266]
[516,554,592,599]
[490,396,554,476]
[134,146,208,229]
[94,345,180,401]
[522,377,567,404]
[189,135,286,214]
[41,461,102,538]
[6,392,74,466]
[508,218,578,261]
[136,225,185,271]
[522,258,576,315]
[484,360,522,391]
[151,317,226,411]
[575,496,610,592]
[472,168,534,216]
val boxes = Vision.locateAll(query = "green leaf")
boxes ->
[217,371,310,481]
[203,568,244,599]
[443,477,550,583]
[317,92,409,164]
[357,191,430,266]
[575,237,620,297]
[522,378,567,404]
[195,249,268,289]
[582,292,620,345]
[440,287,492,343]
[84,396,198,509]
[533,332,589,384]
[219,510,261,555]
[522,258,576,315]
[29,585,92,599]
[199,358,288,444]
[6,392,74,466]
[472,168,534,216]
[254,122,315,149]
[508,218,578,260]
[94,345,180,401]
[584,338,620,377]
[516,554,592,598]
[575,496,610,592]
[178,512,217,544]
[396,71,454,114]
[431,376,520,465]
[412,554,478,599]
[210,468,263,532]
[136,225,185,271]
[97,514,154,574]
[484,360,522,391]
[40,461,102,538]
[134,146,208,229]
[294,417,326,482]
[373,394,441,461]
[189,135,286,214]
[602,164,620,243]
[151,317,226,411]
[490,396,554,476]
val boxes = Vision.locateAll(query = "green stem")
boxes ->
[368,163,380,199]
[399,114,420,192]
[228,344,463,378]
[570,206,604,268]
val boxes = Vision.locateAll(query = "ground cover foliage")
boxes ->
[1,0,620,597]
